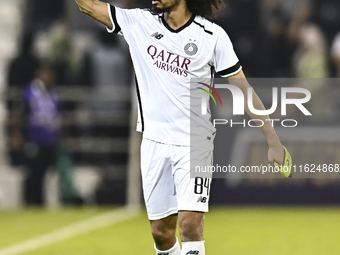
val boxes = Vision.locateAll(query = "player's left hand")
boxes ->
[268,143,284,166]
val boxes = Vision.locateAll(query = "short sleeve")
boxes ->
[214,26,242,77]
[106,4,140,36]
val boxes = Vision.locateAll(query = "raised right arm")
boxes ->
[75,0,112,29]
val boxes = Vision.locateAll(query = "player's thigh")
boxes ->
[141,138,178,220]
[173,147,213,213]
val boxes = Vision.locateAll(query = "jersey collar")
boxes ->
[161,13,195,33]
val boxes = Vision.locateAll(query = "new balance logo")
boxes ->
[151,32,164,40]
[196,196,207,203]
[186,250,199,255]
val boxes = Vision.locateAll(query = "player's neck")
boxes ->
[164,3,192,31]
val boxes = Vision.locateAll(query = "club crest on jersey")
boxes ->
[184,43,198,56]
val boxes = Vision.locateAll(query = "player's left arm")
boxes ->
[226,70,284,166]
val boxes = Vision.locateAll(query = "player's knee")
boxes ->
[179,214,204,241]
[150,215,177,249]
[151,227,175,246]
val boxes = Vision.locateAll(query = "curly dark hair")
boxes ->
[186,0,225,19]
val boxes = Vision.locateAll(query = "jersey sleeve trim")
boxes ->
[106,4,122,34]
[217,61,242,77]
[193,21,213,35]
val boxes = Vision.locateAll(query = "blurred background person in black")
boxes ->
[7,33,40,88]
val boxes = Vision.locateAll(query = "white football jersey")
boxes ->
[107,4,241,149]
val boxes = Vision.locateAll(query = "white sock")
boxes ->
[154,237,181,255]
[180,241,205,255]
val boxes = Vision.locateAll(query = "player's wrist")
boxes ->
[267,136,282,149]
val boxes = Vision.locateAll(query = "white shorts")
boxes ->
[141,138,213,220]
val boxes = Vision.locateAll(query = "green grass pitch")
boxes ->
[0,206,339,254]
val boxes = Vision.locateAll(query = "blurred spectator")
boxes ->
[214,0,261,77]
[7,33,40,87]
[87,29,131,89]
[283,0,311,41]
[46,22,85,86]
[294,24,329,78]
[9,66,62,205]
[258,0,312,77]
[331,32,340,77]
[83,29,132,121]
[259,0,291,76]
[78,28,132,165]
[293,24,330,119]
